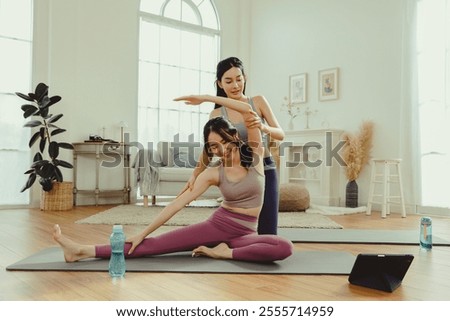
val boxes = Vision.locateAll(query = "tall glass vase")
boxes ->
[345,180,358,208]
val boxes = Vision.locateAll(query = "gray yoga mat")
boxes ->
[279,228,450,246]
[6,247,355,275]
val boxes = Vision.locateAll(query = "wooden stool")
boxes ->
[366,159,406,218]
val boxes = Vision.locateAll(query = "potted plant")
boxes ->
[17,82,74,210]
[342,121,374,207]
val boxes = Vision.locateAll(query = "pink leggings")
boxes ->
[96,207,293,262]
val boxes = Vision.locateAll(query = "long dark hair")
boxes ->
[214,57,246,109]
[203,117,252,168]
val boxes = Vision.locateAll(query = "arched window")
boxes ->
[138,0,220,146]
[0,0,33,206]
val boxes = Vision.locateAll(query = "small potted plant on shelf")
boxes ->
[17,82,74,210]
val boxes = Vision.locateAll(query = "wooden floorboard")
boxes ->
[1,204,450,301]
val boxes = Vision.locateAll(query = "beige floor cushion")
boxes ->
[279,183,310,212]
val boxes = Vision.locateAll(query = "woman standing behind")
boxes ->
[184,57,285,235]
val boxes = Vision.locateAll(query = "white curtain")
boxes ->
[415,0,450,211]
[0,0,33,207]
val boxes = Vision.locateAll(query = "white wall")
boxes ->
[214,0,249,61]
[29,0,415,210]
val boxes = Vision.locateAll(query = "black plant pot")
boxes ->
[345,180,358,208]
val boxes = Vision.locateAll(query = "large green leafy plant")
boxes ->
[17,83,74,192]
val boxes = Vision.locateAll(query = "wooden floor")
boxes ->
[1,204,450,301]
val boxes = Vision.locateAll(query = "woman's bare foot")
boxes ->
[192,242,232,260]
[52,224,94,262]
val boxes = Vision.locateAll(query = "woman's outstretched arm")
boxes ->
[174,95,264,157]
[127,167,219,254]
[177,147,210,195]
[175,95,251,115]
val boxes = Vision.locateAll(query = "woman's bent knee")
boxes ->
[276,238,294,261]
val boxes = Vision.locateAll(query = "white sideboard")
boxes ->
[279,129,344,206]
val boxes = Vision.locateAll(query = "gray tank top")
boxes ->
[218,164,265,209]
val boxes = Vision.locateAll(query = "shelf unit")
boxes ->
[279,129,344,206]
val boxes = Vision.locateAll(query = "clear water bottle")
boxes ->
[419,217,432,250]
[109,225,126,277]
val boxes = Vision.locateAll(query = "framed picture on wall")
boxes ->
[289,73,307,104]
[319,68,339,101]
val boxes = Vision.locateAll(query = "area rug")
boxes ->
[306,204,367,215]
[6,248,355,275]
[153,198,220,208]
[76,205,343,229]
[278,228,450,246]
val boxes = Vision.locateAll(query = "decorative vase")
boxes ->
[345,180,358,208]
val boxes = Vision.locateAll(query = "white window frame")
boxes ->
[138,0,220,147]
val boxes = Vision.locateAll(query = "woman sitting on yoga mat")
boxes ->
[53,94,293,263]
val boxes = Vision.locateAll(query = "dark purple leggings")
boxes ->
[96,207,293,262]
[258,156,279,235]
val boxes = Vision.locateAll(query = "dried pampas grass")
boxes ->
[342,121,374,181]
